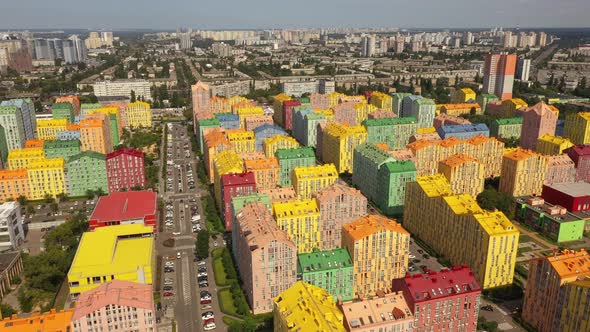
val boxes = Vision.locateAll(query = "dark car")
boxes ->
[199,282,209,288]
[420,265,428,272]
[163,286,173,291]
[198,276,208,283]
[198,267,207,273]
[423,254,430,259]
[200,291,211,297]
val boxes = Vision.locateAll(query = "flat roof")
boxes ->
[91,191,157,222]
[545,181,590,197]
[297,248,353,274]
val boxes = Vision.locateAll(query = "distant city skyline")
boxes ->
[1,0,590,30]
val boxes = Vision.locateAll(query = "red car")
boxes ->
[204,318,215,325]
[163,292,174,297]
[200,299,212,305]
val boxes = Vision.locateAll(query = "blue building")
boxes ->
[436,123,490,140]
[253,124,287,151]
[214,113,240,130]
[56,130,81,141]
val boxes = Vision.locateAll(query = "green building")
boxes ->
[0,125,8,167]
[65,151,108,197]
[353,143,417,215]
[105,113,121,146]
[490,117,523,139]
[515,197,585,243]
[363,117,418,150]
[196,118,221,154]
[51,102,74,123]
[297,248,354,302]
[276,147,316,186]
[393,92,411,115]
[80,103,102,117]
[230,193,272,261]
[302,112,326,148]
[476,94,499,113]
[43,139,81,159]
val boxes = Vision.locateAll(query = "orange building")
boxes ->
[0,308,73,331]
[203,128,231,183]
[24,139,44,149]
[499,148,547,197]
[0,169,29,202]
[55,95,81,116]
[79,113,113,154]
[438,154,485,197]
[244,157,280,190]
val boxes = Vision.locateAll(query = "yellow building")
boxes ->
[438,154,485,197]
[439,103,482,116]
[226,129,256,153]
[273,93,292,126]
[499,148,547,197]
[272,199,320,253]
[342,215,409,298]
[416,126,436,134]
[404,175,519,289]
[263,135,300,158]
[451,87,477,103]
[67,224,154,299]
[559,276,590,332]
[273,281,345,332]
[353,103,377,125]
[125,101,152,128]
[212,150,244,208]
[314,109,335,121]
[210,96,231,113]
[26,158,66,200]
[322,123,367,173]
[36,118,68,140]
[536,134,575,155]
[369,91,393,111]
[88,106,123,137]
[564,112,590,145]
[7,148,44,169]
[80,113,113,154]
[291,164,338,199]
[501,98,528,117]
[328,92,344,107]
[237,107,264,128]
[244,157,280,190]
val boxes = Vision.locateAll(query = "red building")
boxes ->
[106,148,146,193]
[221,172,257,230]
[392,266,481,332]
[283,100,301,130]
[565,145,590,183]
[89,191,157,232]
[542,182,590,213]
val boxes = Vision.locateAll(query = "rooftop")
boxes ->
[547,249,590,280]
[341,291,413,330]
[236,201,294,252]
[503,148,543,161]
[343,215,408,241]
[495,117,523,125]
[401,266,481,302]
[91,191,156,223]
[275,146,315,160]
[297,248,353,274]
[221,172,256,187]
[0,309,74,331]
[273,199,319,219]
[544,181,590,197]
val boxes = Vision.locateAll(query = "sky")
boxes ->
[1,0,589,30]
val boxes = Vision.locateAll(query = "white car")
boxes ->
[204,322,216,331]
[177,252,181,259]
[201,311,214,320]
[198,261,206,266]
[409,255,416,259]
[165,262,174,267]
[198,272,208,277]
[172,232,181,235]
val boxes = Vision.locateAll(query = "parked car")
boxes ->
[200,299,211,305]
[203,322,216,330]
[163,292,174,297]
[163,286,173,291]
[202,311,214,320]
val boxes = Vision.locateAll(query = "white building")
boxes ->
[92,80,152,101]
[0,202,25,251]
[210,80,250,98]
[516,58,531,81]
[282,79,335,97]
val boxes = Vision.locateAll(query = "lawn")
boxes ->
[213,257,230,286]
[218,288,239,316]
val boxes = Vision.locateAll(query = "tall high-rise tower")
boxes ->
[483,53,517,100]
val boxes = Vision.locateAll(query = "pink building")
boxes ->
[192,81,211,133]
[333,103,358,126]
[310,93,330,110]
[368,109,397,119]
[71,280,155,332]
[392,266,481,332]
[221,172,257,230]
[312,183,367,250]
[520,101,559,150]
[544,154,576,185]
[433,113,472,128]
[258,186,297,203]
[409,132,441,143]
[234,201,297,314]
[340,291,414,332]
[565,145,590,182]
[106,148,146,192]
[244,115,274,131]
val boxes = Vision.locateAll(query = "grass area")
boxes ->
[517,246,533,256]
[218,288,239,316]
[153,292,161,305]
[223,316,243,328]
[560,239,587,248]
[213,257,230,286]
[212,248,224,258]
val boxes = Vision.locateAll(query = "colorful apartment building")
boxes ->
[451,87,477,103]
[499,148,547,196]
[220,172,257,230]
[297,248,354,302]
[0,169,28,202]
[404,96,436,128]
[272,94,293,126]
[88,107,122,146]
[522,249,590,332]
[490,117,523,139]
[544,154,576,185]
[27,158,66,200]
[253,124,287,151]
[0,126,8,167]
[66,151,108,197]
[7,147,44,169]
[80,113,113,154]
[237,107,264,128]
[43,139,81,160]
[212,150,244,209]
[226,129,256,153]
[234,201,297,314]
[291,164,338,199]
[368,109,397,119]
[0,106,25,151]
[476,93,499,113]
[282,99,302,130]
[272,198,320,253]
[215,112,240,129]
[342,215,409,298]
[71,280,156,332]
[244,115,273,131]
[362,117,418,150]
[55,95,81,116]
[515,196,585,243]
[352,143,417,215]
[196,118,221,153]
[276,147,315,186]
[293,112,326,148]
[203,128,231,182]
[436,123,490,140]
[433,113,472,128]
[564,111,590,145]
[520,101,559,150]
[565,144,590,182]
[321,122,367,173]
[37,118,68,140]
[558,276,590,332]
[24,139,44,149]
[408,135,504,178]
[543,181,590,213]
[392,267,481,332]
[404,175,519,289]
[353,103,378,125]
[341,291,414,332]
[310,93,330,110]
[439,103,482,116]
[67,224,154,299]
[536,134,575,155]
[312,184,367,251]
[243,157,279,190]
[0,309,73,331]
[369,91,393,110]
[438,154,485,197]
[273,281,345,332]
[263,135,300,158]
[332,103,359,126]
[393,92,411,116]
[105,148,146,192]
[80,103,102,117]
[51,102,75,123]
[124,101,152,128]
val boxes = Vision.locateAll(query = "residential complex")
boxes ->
[89,191,157,232]
[27,158,66,200]
[563,111,590,145]
[92,80,152,101]
[272,198,320,253]
[37,118,68,140]
[297,248,354,302]
[321,122,367,173]
[490,117,523,139]
[292,164,338,199]
[220,172,257,230]
[243,157,280,190]
[65,151,108,197]
[499,148,547,197]
[105,148,146,192]
[520,101,559,150]
[438,154,485,197]
[362,117,418,150]
[80,112,113,154]
[536,134,574,155]
[276,147,315,186]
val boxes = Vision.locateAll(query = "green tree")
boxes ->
[50,202,58,213]
[0,304,16,318]
[130,90,136,102]
[196,230,210,259]
[86,189,95,200]
[17,195,27,206]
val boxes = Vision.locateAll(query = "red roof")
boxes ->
[401,266,481,302]
[106,148,144,160]
[283,100,301,107]
[221,172,256,186]
[90,191,156,222]
[570,145,590,156]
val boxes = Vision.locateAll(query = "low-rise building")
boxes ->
[0,202,24,250]
[542,181,590,213]
[89,191,157,232]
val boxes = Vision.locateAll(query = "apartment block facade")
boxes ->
[66,151,108,197]
[520,101,559,150]
[363,117,418,150]
[105,148,146,192]
[499,148,547,197]
[220,172,257,230]
[321,122,368,173]
[297,248,354,302]
[438,154,485,197]
[276,147,315,186]
[272,199,320,253]
[291,164,338,199]
[563,111,590,145]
